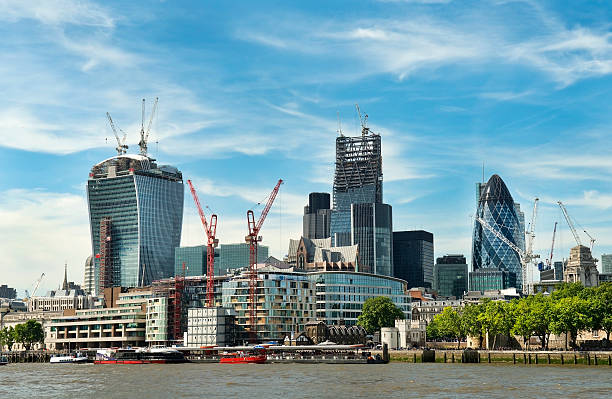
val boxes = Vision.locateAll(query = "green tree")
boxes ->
[426,319,440,340]
[551,282,584,301]
[357,296,404,334]
[461,303,484,348]
[478,300,514,349]
[13,320,44,350]
[0,327,16,351]
[594,283,612,342]
[433,307,463,348]
[530,294,553,349]
[550,296,589,350]
[511,298,533,349]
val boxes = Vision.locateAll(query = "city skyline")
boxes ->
[1,0,612,294]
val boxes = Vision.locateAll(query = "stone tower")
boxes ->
[564,245,599,287]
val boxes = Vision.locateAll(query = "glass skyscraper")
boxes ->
[433,254,468,298]
[602,254,612,274]
[87,154,183,293]
[217,243,268,272]
[393,230,434,289]
[330,133,382,247]
[472,174,524,291]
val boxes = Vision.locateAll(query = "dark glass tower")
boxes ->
[472,174,523,291]
[87,154,183,293]
[303,192,331,239]
[393,230,434,289]
[351,203,393,276]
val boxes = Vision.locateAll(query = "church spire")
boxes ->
[62,262,68,291]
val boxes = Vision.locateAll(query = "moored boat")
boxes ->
[0,355,8,366]
[220,347,267,364]
[50,352,89,364]
[94,347,187,364]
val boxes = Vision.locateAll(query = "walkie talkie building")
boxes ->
[87,154,183,294]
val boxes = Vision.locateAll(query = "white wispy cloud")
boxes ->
[0,0,114,27]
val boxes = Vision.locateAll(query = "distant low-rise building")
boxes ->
[396,319,426,348]
[433,255,467,298]
[469,267,515,293]
[411,299,462,324]
[0,284,17,299]
[288,237,358,272]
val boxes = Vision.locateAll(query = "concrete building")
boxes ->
[433,254,468,298]
[47,288,151,350]
[554,260,564,281]
[186,307,236,346]
[472,174,524,291]
[303,192,331,239]
[28,267,95,312]
[87,154,184,293]
[0,285,16,299]
[539,267,555,281]
[218,243,268,272]
[288,237,358,272]
[330,131,383,247]
[351,202,393,276]
[146,297,168,344]
[469,267,515,293]
[601,254,612,274]
[83,255,95,294]
[411,299,462,324]
[381,327,400,349]
[308,271,411,326]
[1,310,63,351]
[396,319,427,348]
[303,320,366,345]
[393,230,434,289]
[564,245,599,287]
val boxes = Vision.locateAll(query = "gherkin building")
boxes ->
[472,174,523,290]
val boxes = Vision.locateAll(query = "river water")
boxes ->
[1,363,610,398]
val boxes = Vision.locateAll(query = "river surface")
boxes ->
[1,363,610,398]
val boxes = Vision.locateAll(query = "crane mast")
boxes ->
[245,179,283,342]
[187,180,219,307]
[526,198,539,256]
[106,112,128,155]
[138,97,158,156]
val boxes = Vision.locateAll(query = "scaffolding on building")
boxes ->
[99,217,113,289]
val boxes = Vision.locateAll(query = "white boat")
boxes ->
[50,352,89,364]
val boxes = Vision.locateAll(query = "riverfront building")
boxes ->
[393,230,434,289]
[218,243,268,273]
[87,154,184,293]
[433,254,468,298]
[472,174,524,291]
[288,237,358,272]
[308,271,411,326]
[303,192,332,239]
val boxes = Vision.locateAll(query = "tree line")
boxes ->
[0,320,44,351]
[427,282,612,350]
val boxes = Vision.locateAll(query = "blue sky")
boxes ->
[1,0,611,294]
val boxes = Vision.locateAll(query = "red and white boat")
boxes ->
[219,347,267,364]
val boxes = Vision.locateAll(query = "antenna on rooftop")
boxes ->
[337,111,344,137]
[355,103,369,136]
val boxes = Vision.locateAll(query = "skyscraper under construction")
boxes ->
[330,111,392,276]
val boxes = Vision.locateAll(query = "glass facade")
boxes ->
[602,254,612,274]
[472,174,523,291]
[393,231,434,289]
[308,271,410,326]
[434,255,468,298]
[175,245,206,277]
[218,243,268,272]
[351,203,393,276]
[469,268,515,292]
[87,155,183,292]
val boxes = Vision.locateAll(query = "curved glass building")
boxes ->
[87,154,183,293]
[472,174,523,290]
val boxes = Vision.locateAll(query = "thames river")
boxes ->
[1,363,610,398]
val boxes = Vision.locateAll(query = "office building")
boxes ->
[0,285,16,299]
[186,307,236,346]
[469,268,515,293]
[539,268,555,281]
[330,131,382,247]
[351,203,393,276]
[472,174,524,291]
[554,261,564,281]
[393,230,434,289]
[87,154,183,293]
[175,245,206,277]
[602,254,612,274]
[433,255,468,298]
[303,192,331,239]
[83,255,95,294]
[308,271,411,326]
[218,243,268,272]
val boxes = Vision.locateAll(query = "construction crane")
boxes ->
[245,179,283,341]
[27,273,45,298]
[557,201,595,249]
[547,222,557,268]
[106,112,128,155]
[138,97,158,156]
[355,104,370,136]
[186,180,219,307]
[526,198,539,257]
[475,216,539,294]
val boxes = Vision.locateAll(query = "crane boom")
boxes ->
[31,273,45,297]
[547,222,557,268]
[557,201,582,246]
[106,112,128,155]
[138,97,158,156]
[526,198,539,256]
[187,180,218,307]
[245,179,283,341]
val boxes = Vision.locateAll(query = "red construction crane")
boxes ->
[187,180,219,307]
[245,179,283,342]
